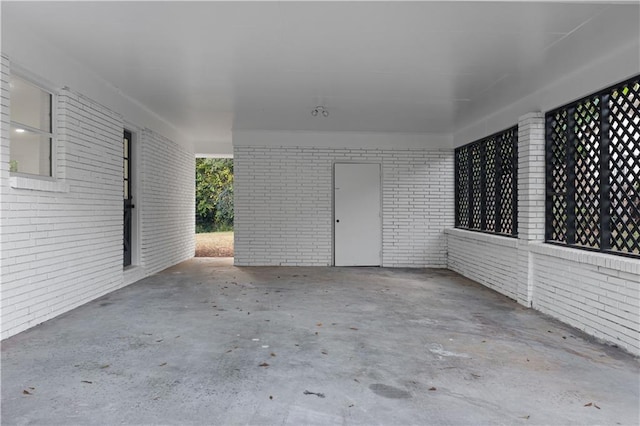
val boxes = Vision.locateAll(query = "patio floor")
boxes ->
[2,258,639,425]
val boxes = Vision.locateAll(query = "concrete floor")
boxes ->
[2,259,639,425]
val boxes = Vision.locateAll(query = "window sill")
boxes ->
[10,176,69,193]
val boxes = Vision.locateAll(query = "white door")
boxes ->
[334,163,382,266]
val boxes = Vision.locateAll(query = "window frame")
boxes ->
[9,72,56,180]
[544,74,640,259]
[454,125,519,238]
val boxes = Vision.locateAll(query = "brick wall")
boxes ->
[1,82,124,339]
[446,229,519,300]
[1,56,11,303]
[139,129,195,275]
[1,55,195,339]
[447,112,640,355]
[234,145,454,267]
[530,244,640,355]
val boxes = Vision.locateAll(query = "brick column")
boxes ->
[0,55,11,291]
[516,112,545,306]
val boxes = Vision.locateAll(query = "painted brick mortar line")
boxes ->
[235,145,454,267]
[447,112,639,356]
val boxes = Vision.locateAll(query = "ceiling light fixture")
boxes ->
[311,106,329,117]
[15,128,26,133]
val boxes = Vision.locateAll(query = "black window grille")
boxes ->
[455,126,518,237]
[545,75,640,257]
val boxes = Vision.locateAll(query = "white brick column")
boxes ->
[0,55,10,292]
[516,112,546,306]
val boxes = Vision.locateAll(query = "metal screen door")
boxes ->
[123,130,133,267]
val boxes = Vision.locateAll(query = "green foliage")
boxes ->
[195,158,233,233]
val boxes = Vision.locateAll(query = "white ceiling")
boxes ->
[2,1,638,152]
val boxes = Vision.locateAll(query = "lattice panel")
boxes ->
[547,110,568,242]
[484,138,497,232]
[470,144,482,229]
[456,126,518,237]
[574,97,601,248]
[456,147,470,228]
[609,79,640,255]
[498,129,515,235]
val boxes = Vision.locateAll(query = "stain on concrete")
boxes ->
[369,383,411,399]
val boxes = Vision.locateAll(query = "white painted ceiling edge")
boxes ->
[2,1,639,155]
[1,17,193,152]
[232,130,453,151]
[454,4,640,146]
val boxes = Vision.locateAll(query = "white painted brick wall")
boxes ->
[516,113,546,306]
[0,55,11,301]
[139,129,194,275]
[1,82,124,339]
[234,146,454,267]
[530,244,640,355]
[447,112,640,355]
[1,55,195,339]
[446,229,519,300]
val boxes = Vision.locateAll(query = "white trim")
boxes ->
[445,227,519,249]
[529,242,640,274]
[10,175,69,193]
[8,71,58,179]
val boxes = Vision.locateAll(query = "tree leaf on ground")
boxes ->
[429,387,437,391]
[159,362,167,367]
[81,380,93,384]
[259,362,269,367]
[100,364,110,369]
[350,327,359,330]
[22,390,32,395]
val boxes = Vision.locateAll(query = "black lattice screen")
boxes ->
[498,131,516,235]
[545,76,640,257]
[471,144,482,229]
[574,96,601,248]
[610,80,640,255]
[455,126,518,237]
[455,147,470,228]
[485,139,497,232]
[547,110,568,242]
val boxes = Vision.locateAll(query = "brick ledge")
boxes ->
[445,228,518,249]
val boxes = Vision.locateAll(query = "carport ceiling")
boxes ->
[0,1,627,145]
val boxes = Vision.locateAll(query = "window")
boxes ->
[9,74,53,177]
[455,126,518,237]
[546,75,639,257]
